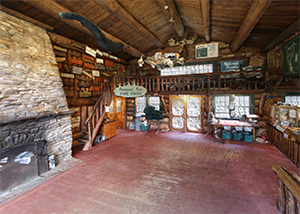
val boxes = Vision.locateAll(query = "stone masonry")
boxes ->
[0,11,72,165]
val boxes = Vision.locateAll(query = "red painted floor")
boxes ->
[1,130,299,214]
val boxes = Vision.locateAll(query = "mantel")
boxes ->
[0,111,73,126]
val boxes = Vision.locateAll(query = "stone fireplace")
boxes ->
[0,11,73,192]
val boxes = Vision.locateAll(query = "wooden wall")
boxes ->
[126,42,264,77]
[49,32,126,143]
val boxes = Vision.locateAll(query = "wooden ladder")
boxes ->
[83,76,114,150]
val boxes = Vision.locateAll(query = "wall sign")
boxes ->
[85,46,96,58]
[78,90,92,98]
[283,34,300,77]
[72,42,85,51]
[220,60,243,72]
[114,85,147,97]
[96,58,104,64]
[72,66,83,75]
[195,43,218,59]
[92,70,100,77]
[96,49,103,56]
[61,73,74,78]
[83,70,95,80]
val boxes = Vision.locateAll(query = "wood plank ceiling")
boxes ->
[1,0,299,62]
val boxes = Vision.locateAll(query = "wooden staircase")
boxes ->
[82,76,115,150]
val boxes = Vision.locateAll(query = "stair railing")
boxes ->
[83,76,114,150]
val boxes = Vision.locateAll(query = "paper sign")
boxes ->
[289,109,296,118]
[96,58,104,64]
[195,43,218,59]
[114,85,147,97]
[284,133,289,139]
[96,49,103,56]
[92,70,100,77]
[83,70,95,80]
[103,52,109,57]
[72,66,83,75]
[61,73,74,78]
[85,46,96,58]
[109,55,118,61]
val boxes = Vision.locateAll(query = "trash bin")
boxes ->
[134,114,142,131]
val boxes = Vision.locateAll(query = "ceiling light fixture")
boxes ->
[138,52,184,69]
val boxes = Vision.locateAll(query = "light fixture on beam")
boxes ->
[138,52,184,69]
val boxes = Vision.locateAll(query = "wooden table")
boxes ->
[211,120,256,142]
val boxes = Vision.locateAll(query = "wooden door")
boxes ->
[170,95,186,131]
[170,95,202,132]
[114,97,125,130]
[185,95,202,132]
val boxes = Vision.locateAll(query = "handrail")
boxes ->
[85,76,113,124]
[272,165,300,202]
[115,68,280,79]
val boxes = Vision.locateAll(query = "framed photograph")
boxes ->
[195,43,218,59]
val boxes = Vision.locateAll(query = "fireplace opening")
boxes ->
[0,141,48,194]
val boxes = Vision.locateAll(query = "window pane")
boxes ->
[233,96,250,117]
[187,117,200,131]
[149,96,160,110]
[136,97,146,114]
[187,98,200,116]
[109,101,113,114]
[160,63,213,76]
[116,99,121,112]
[172,98,184,116]
[215,95,230,118]
[172,117,184,129]
[285,95,300,107]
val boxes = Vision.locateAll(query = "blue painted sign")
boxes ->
[220,60,243,72]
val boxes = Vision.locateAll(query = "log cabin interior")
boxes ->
[0,0,299,213]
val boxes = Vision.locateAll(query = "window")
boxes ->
[148,97,160,110]
[109,101,113,114]
[213,95,251,118]
[285,96,300,107]
[135,96,161,115]
[160,61,215,76]
[136,96,146,115]
[116,99,121,112]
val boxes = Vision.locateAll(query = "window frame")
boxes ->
[159,60,217,76]
[282,92,300,107]
[134,95,161,116]
[212,94,254,119]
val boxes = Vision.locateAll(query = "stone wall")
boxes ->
[0,11,72,164]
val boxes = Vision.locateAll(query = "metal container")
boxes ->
[134,114,142,131]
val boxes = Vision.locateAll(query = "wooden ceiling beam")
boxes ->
[0,5,54,31]
[156,0,186,39]
[199,0,211,43]
[21,0,143,58]
[93,0,164,48]
[262,18,300,53]
[230,0,272,52]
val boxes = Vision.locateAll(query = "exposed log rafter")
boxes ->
[262,18,300,53]
[0,5,54,31]
[199,0,211,43]
[287,77,300,88]
[156,0,186,39]
[21,0,143,58]
[230,0,272,52]
[94,0,164,48]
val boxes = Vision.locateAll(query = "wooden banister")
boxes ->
[83,76,114,150]
[272,165,300,213]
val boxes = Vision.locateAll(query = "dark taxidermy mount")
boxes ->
[59,12,129,54]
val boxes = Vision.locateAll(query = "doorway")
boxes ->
[170,95,203,132]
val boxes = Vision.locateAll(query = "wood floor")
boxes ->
[1,130,299,214]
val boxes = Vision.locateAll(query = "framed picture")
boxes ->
[195,43,218,59]
[283,34,300,77]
